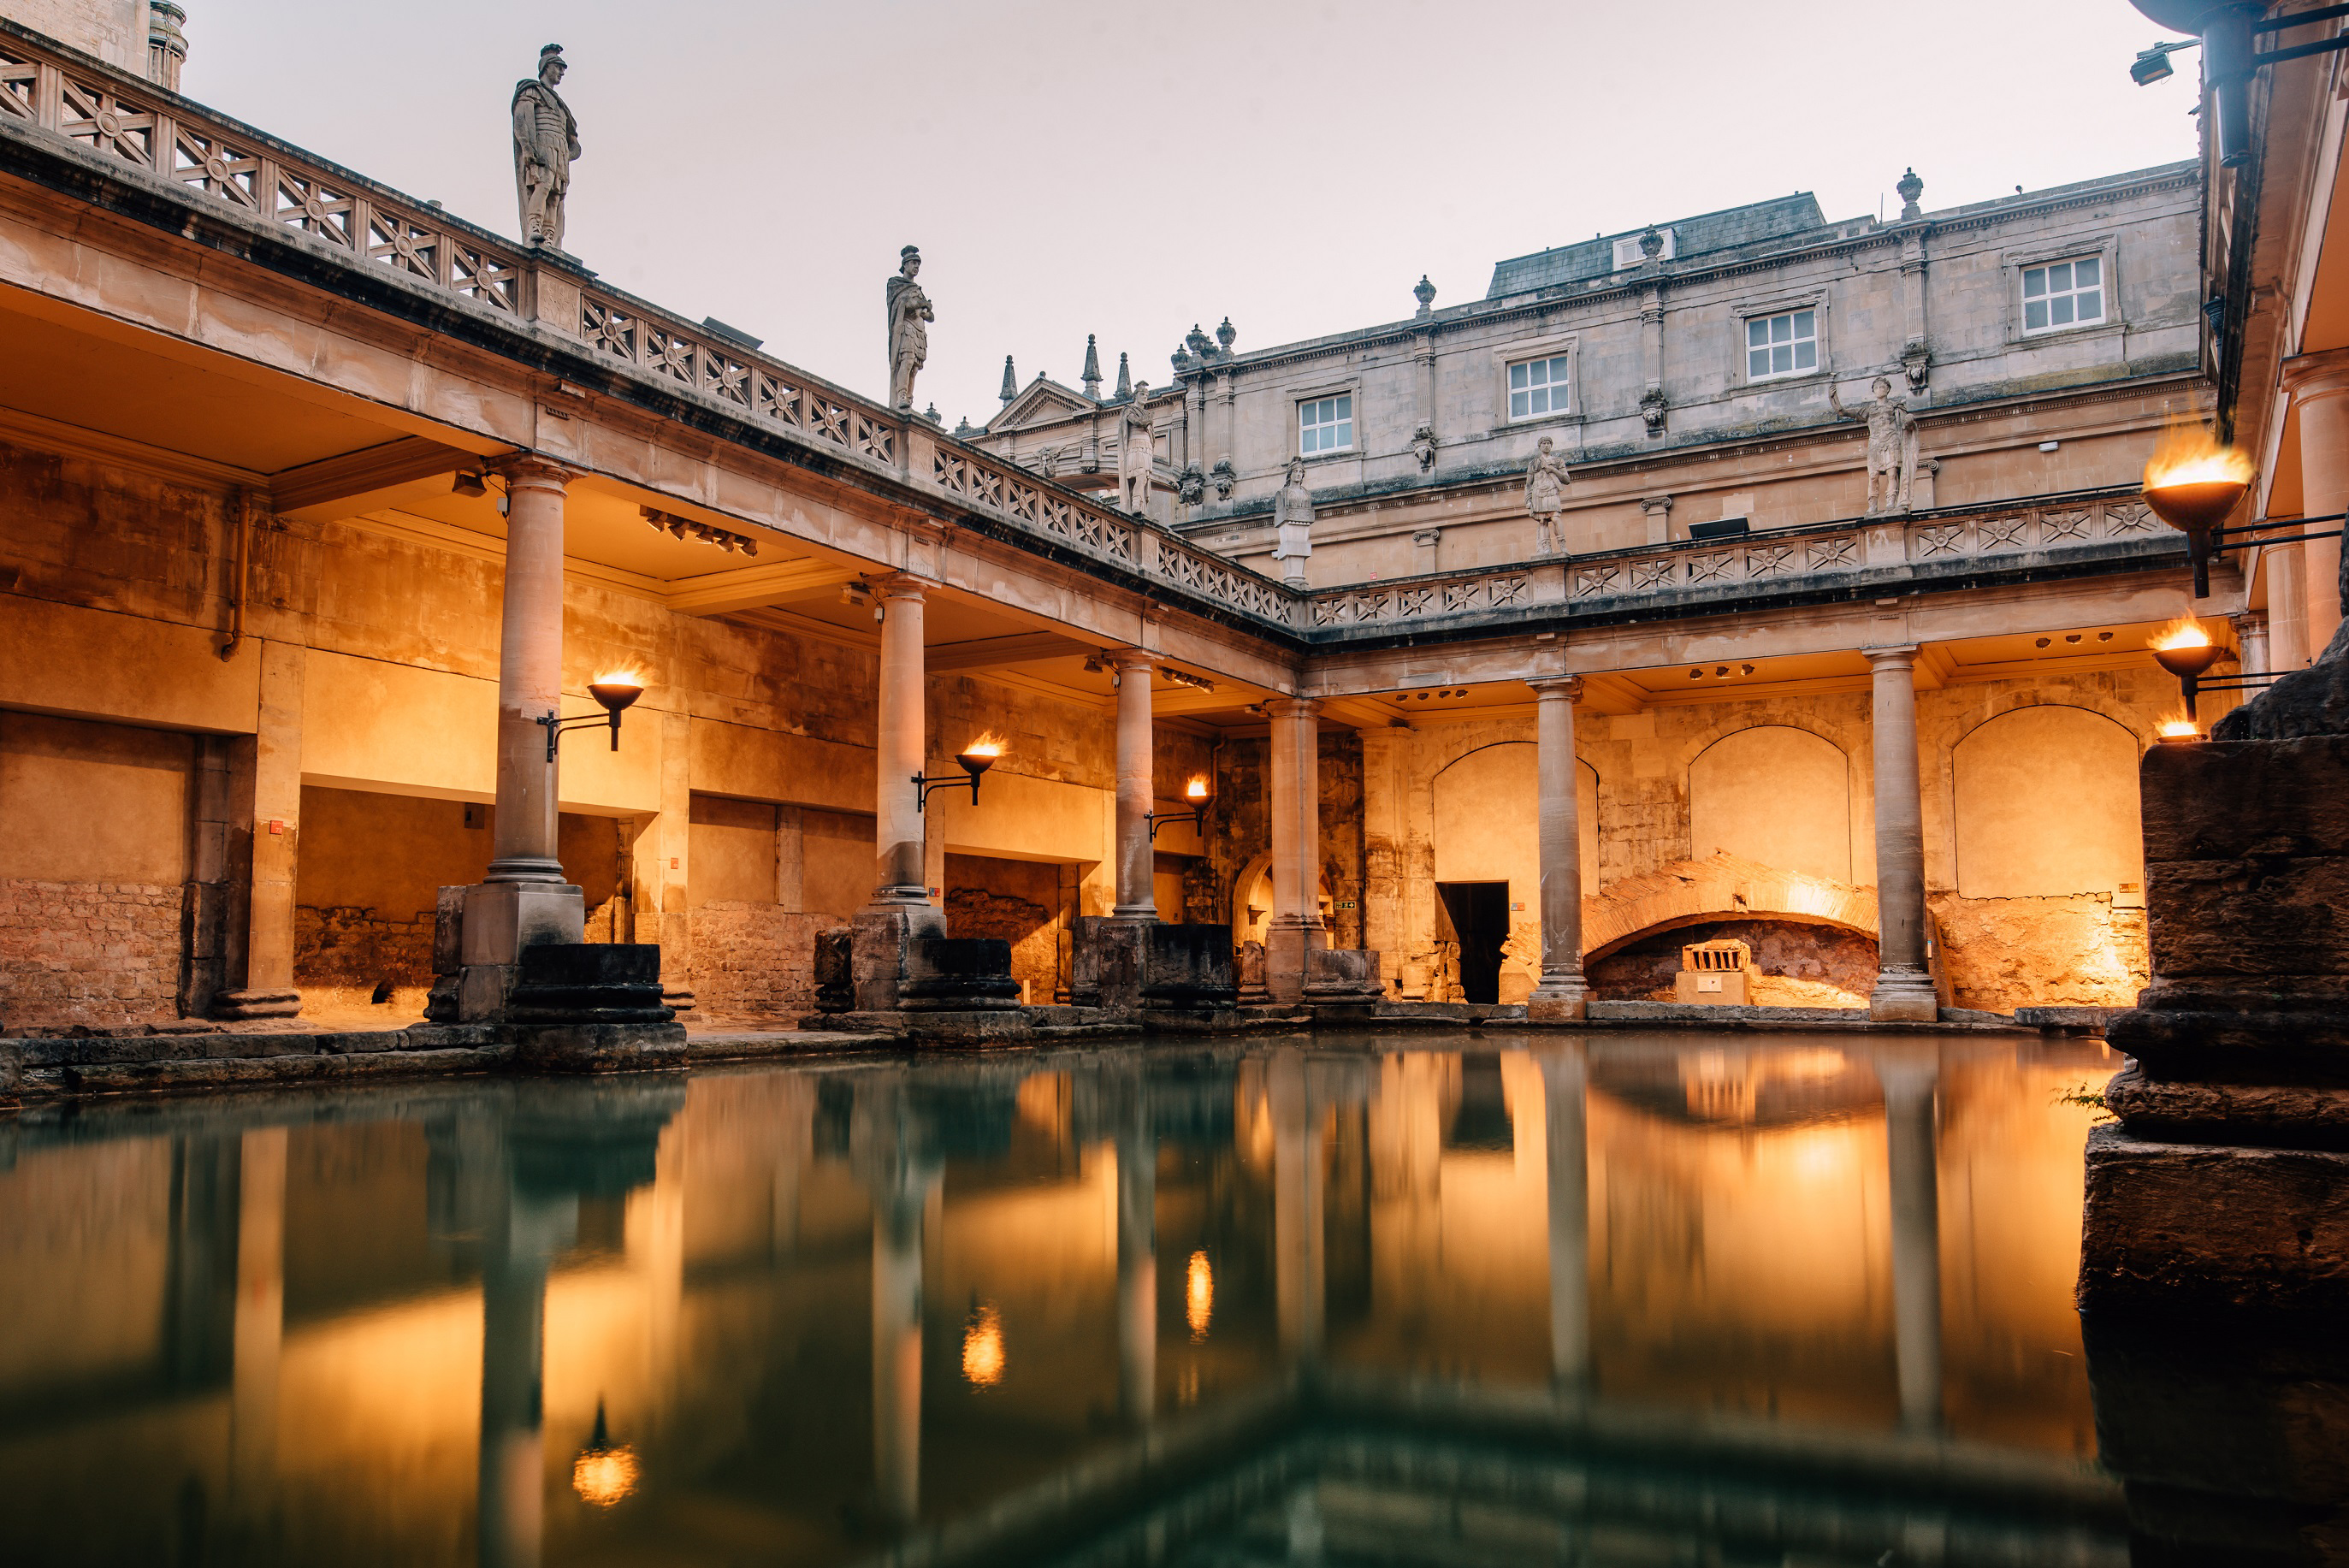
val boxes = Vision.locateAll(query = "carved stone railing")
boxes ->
[0,21,1300,632]
[1306,490,2171,631]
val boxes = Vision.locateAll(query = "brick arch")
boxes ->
[1582,851,1878,962]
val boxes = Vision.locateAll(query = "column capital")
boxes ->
[1109,647,1157,672]
[491,453,579,489]
[873,571,932,602]
[1638,494,1674,516]
[1863,643,1922,669]
[1263,695,1322,720]
[2281,346,2349,400]
[1527,675,1584,701]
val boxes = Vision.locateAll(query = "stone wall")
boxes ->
[944,853,1060,1004]
[0,879,184,1033]
[687,906,832,1021]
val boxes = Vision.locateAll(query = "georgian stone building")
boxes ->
[0,4,2233,1034]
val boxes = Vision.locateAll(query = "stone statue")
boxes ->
[1119,385,1153,512]
[512,44,580,251]
[1210,458,1236,500]
[1523,435,1572,558]
[1177,464,1204,506]
[885,246,932,411]
[1272,457,1315,587]
[1411,423,1437,472]
[1830,376,1921,514]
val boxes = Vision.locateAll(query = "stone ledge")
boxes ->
[21,1044,514,1098]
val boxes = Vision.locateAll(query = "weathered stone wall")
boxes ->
[1,2,151,76]
[944,854,1060,1004]
[0,879,184,1032]
[686,906,832,1021]
[1588,917,1877,1008]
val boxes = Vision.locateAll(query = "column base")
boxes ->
[1263,918,1328,1005]
[212,988,302,1021]
[850,906,947,1012]
[1868,971,1940,1022]
[1526,975,1590,1023]
[456,879,586,1023]
[1109,905,1158,922]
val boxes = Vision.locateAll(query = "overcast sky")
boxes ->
[176,0,2199,427]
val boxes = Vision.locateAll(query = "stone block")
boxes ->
[510,1021,688,1074]
[813,926,853,1012]
[1305,948,1383,1018]
[502,944,675,1027]
[900,937,1021,1012]
[1142,923,1238,1010]
[1071,917,1145,1011]
[2080,1124,2349,1314]
[459,880,585,965]
[850,907,944,1013]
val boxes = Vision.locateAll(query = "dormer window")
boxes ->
[2022,257,2104,334]
[1613,227,1675,269]
[1299,393,1353,455]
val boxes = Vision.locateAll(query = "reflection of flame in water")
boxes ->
[2150,617,2213,653]
[961,1303,1005,1387]
[571,1444,639,1507]
[2143,420,2255,491]
[1186,1250,1214,1341]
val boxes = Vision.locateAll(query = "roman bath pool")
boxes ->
[0,1030,2129,1565]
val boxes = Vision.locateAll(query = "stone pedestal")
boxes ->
[2082,658,2349,1558]
[457,881,587,1022]
[1141,924,1239,1011]
[1072,916,1147,1012]
[899,936,1028,1044]
[1303,948,1382,1018]
[849,906,946,1013]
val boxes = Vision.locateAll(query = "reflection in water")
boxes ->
[0,1032,2137,1565]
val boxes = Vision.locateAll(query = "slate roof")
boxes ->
[1486,193,1827,299]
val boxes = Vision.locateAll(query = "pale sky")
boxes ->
[176,0,2199,428]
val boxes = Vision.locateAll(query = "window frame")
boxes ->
[1743,306,1822,382]
[2003,234,2121,346]
[1504,352,1574,423]
[1612,226,1677,270]
[1295,389,1357,458]
[1488,333,1583,434]
[1729,289,1833,391]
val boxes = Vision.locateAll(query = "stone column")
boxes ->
[1411,528,1441,575]
[1527,677,1589,1021]
[872,574,930,904]
[655,711,695,1015]
[2284,348,2349,657]
[1111,650,1157,921]
[460,459,584,1018]
[216,641,305,1018]
[1879,1046,1944,1432]
[1639,495,1673,546]
[1865,645,1938,1021]
[2269,543,2311,672]
[2236,612,2270,682]
[1540,1043,1590,1390]
[1263,697,1326,1004]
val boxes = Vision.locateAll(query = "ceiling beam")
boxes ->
[665,559,863,615]
[270,435,482,515]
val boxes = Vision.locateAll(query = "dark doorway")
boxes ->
[1436,880,1510,1004]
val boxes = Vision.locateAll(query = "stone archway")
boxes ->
[1582,851,1881,1007]
[1229,852,1331,948]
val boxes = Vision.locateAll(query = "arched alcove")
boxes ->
[1429,743,1599,1003]
[1953,706,2143,896]
[1689,726,1852,884]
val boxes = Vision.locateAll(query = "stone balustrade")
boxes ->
[1305,488,2178,636]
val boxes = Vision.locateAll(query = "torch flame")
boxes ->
[2149,618,2213,653]
[1185,777,1209,801]
[593,669,644,689]
[2158,714,2200,740]
[961,731,1005,759]
[2144,421,2255,492]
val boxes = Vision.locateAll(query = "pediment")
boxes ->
[989,378,1097,432]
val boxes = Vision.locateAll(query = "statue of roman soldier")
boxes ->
[512,44,580,251]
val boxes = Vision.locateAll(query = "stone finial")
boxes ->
[954,413,974,437]
[998,355,1017,405]
[1082,334,1102,400]
[146,1,188,91]
[1115,351,1132,399]
[1413,275,1436,317]
[512,43,581,251]
[1186,322,1213,358]
[923,402,942,427]
[1896,167,1924,222]
[1638,225,1666,261]
[1216,317,1237,355]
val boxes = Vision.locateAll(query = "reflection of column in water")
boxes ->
[1879,1048,1944,1433]
[1117,1125,1157,1423]
[871,1164,930,1527]
[479,1181,577,1568]
[1270,1050,1324,1361]
[1539,1044,1590,1391]
[231,1127,288,1500]
[164,1133,242,1390]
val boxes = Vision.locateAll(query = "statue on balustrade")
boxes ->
[1524,435,1572,558]
[1272,457,1316,588]
[1120,385,1154,512]
[512,44,580,251]
[886,246,933,411]
[1830,376,1922,514]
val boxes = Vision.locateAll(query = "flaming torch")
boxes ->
[2150,618,2224,719]
[915,732,1003,810]
[1148,774,1216,841]
[2141,423,2256,597]
[540,670,645,760]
